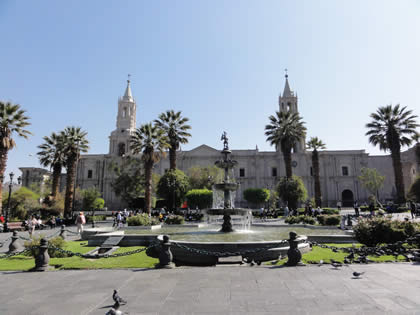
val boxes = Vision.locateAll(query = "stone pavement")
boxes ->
[0,263,419,314]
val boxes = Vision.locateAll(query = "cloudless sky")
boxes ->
[1,0,420,179]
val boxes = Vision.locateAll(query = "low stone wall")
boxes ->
[307,235,356,243]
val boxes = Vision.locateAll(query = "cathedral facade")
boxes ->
[20,76,419,209]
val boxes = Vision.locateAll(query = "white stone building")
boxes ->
[20,76,419,209]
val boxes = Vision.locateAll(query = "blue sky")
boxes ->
[1,0,420,178]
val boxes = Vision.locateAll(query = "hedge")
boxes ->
[353,217,420,246]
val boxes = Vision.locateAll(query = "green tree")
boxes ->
[276,175,308,210]
[37,132,66,198]
[81,187,101,212]
[130,123,169,214]
[366,104,419,203]
[243,188,270,208]
[268,189,279,210]
[185,189,213,209]
[3,187,40,220]
[110,157,161,209]
[358,167,385,201]
[408,176,420,202]
[157,169,190,210]
[187,165,224,189]
[92,198,105,210]
[306,137,326,207]
[265,111,306,178]
[154,110,192,170]
[0,101,31,214]
[111,157,145,208]
[61,127,89,216]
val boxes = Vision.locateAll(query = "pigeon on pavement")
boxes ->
[113,290,127,305]
[331,262,342,269]
[352,271,365,278]
[106,301,123,315]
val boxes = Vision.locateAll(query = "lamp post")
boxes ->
[171,176,176,213]
[3,172,21,233]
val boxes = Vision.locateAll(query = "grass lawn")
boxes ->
[0,241,158,271]
[272,243,407,266]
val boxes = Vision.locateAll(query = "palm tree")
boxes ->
[37,132,66,198]
[130,123,169,214]
[61,127,89,216]
[307,137,326,207]
[154,110,191,170]
[0,101,31,214]
[366,104,419,203]
[265,111,306,178]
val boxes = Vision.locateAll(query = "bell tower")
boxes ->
[109,76,137,156]
[278,70,305,152]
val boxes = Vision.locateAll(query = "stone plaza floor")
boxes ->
[0,263,419,314]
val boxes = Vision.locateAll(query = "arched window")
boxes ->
[118,143,126,156]
[122,107,127,118]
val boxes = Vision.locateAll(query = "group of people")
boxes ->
[112,209,133,228]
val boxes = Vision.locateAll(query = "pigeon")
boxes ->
[331,262,342,269]
[106,301,123,315]
[318,259,324,266]
[113,290,127,305]
[352,271,365,278]
[343,258,350,264]
[346,252,355,260]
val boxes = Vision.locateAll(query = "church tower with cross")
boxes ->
[278,70,305,152]
[109,76,137,156]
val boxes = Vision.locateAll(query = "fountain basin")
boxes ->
[213,183,239,191]
[205,208,251,216]
[166,235,309,266]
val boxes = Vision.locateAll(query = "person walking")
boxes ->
[284,205,289,217]
[410,201,417,219]
[28,215,36,237]
[75,212,86,234]
[354,200,360,217]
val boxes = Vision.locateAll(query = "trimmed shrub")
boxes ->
[317,215,341,226]
[164,215,185,225]
[185,189,213,209]
[24,236,67,258]
[127,213,160,226]
[354,217,420,246]
[243,188,270,207]
[285,215,315,225]
[321,208,340,215]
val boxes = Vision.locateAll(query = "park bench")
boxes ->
[6,221,25,232]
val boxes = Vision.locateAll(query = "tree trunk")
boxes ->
[64,154,77,217]
[312,150,322,207]
[390,146,405,204]
[169,147,176,170]
[282,145,293,178]
[51,163,62,198]
[144,160,153,215]
[0,147,9,214]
